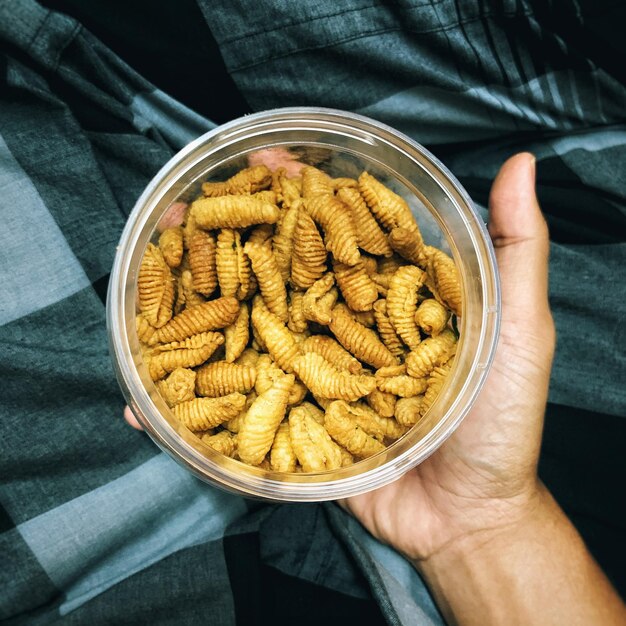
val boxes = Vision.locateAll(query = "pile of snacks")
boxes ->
[136,164,460,472]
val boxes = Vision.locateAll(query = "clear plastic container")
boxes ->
[107,107,500,501]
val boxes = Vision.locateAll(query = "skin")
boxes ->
[124,153,625,624]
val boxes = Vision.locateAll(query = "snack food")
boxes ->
[136,165,460,472]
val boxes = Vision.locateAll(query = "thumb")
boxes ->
[488,152,551,324]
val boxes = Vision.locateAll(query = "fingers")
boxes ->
[124,406,144,431]
[488,153,551,321]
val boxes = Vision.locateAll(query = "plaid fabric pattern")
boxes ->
[1,0,625,623]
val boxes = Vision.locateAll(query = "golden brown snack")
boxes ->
[234,348,260,368]
[394,396,424,427]
[300,335,362,374]
[290,210,327,289]
[423,245,462,316]
[272,203,300,282]
[175,393,247,431]
[376,371,428,397]
[346,308,376,328]
[332,177,357,190]
[301,273,337,325]
[188,230,218,297]
[251,296,301,373]
[291,353,375,401]
[386,265,426,350]
[275,168,303,209]
[215,229,240,297]
[156,367,197,407]
[324,401,386,458]
[421,360,454,415]
[224,303,249,362]
[224,390,257,433]
[358,171,417,232]
[289,406,343,472]
[151,297,239,344]
[252,190,277,204]
[237,372,294,465]
[333,259,378,312]
[247,224,274,246]
[136,314,157,345]
[254,354,307,406]
[287,291,308,333]
[201,430,238,458]
[138,243,175,328]
[190,195,280,230]
[378,255,405,275]
[180,270,205,309]
[329,303,398,368]
[405,329,457,378]
[300,400,326,425]
[195,361,257,397]
[372,300,405,358]
[267,423,296,472]
[336,187,392,256]
[236,232,256,300]
[341,401,408,441]
[415,298,450,336]
[244,241,289,322]
[201,164,272,197]
[159,227,184,268]
[366,389,397,418]
[388,226,425,267]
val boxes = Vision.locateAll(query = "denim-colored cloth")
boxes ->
[1,1,624,624]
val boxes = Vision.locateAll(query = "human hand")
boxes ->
[341,152,556,565]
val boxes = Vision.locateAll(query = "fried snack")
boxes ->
[388,227,425,266]
[290,210,327,289]
[224,390,257,433]
[333,259,378,312]
[201,164,272,197]
[175,393,247,431]
[182,213,198,250]
[300,335,362,374]
[180,270,205,308]
[150,297,239,344]
[236,232,256,300]
[201,430,237,458]
[287,291,307,333]
[405,329,457,378]
[148,331,224,380]
[136,314,157,344]
[247,224,274,245]
[341,401,407,441]
[188,230,217,296]
[302,167,360,266]
[234,348,260,368]
[301,273,337,325]
[224,303,249,362]
[358,171,417,232]
[237,373,295,465]
[275,168,303,209]
[394,397,423,427]
[336,187,392,256]
[421,360,454,415]
[332,177,357,190]
[372,300,404,358]
[252,190,277,204]
[251,296,301,373]
[329,304,398,368]
[195,361,257,397]
[324,401,386,458]
[215,229,240,297]
[159,227,184,268]
[291,353,375,401]
[378,255,405,275]
[289,406,343,472]
[361,255,378,276]
[415,298,450,336]
[244,241,289,321]
[138,243,175,328]
[270,422,298,472]
[366,389,396,418]
[387,265,426,350]
[190,195,280,230]
[423,246,462,316]
[346,308,376,328]
[254,354,307,406]
[156,367,197,407]
[300,400,326,425]
[376,371,428,398]
[272,203,300,282]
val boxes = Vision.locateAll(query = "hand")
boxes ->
[342,153,556,564]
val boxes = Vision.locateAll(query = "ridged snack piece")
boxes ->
[201,165,272,197]
[333,259,378,312]
[301,273,337,325]
[138,243,175,328]
[349,309,376,328]
[175,393,247,431]
[156,367,197,407]
[188,230,217,296]
[289,406,343,472]
[357,171,418,232]
[301,165,334,197]
[324,401,386,459]
[270,422,298,472]
[415,298,450,336]
[224,390,257,433]
[254,354,308,406]
[244,241,289,321]
[159,227,184,268]
[273,203,300,282]
[329,303,398,368]
[151,297,239,344]
[287,291,308,333]
[195,361,257,397]
[394,396,424,427]
[238,372,295,465]
[290,210,327,289]
[291,352,375,401]
[332,177,358,190]
[251,296,301,373]
[216,229,240,297]
[387,265,426,350]
[235,348,260,368]
[421,360,454,415]
[406,329,457,378]
[388,227,425,266]
[378,255,405,275]
[180,270,205,308]
[200,430,237,458]
[336,187,392,256]
[366,389,396,418]
[236,231,256,300]
[424,245,462,316]
[372,300,405,357]
[136,314,157,345]
[340,401,408,441]
[224,303,249,362]
[247,224,274,246]
[300,335,362,374]
[376,372,428,397]
[190,195,280,230]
